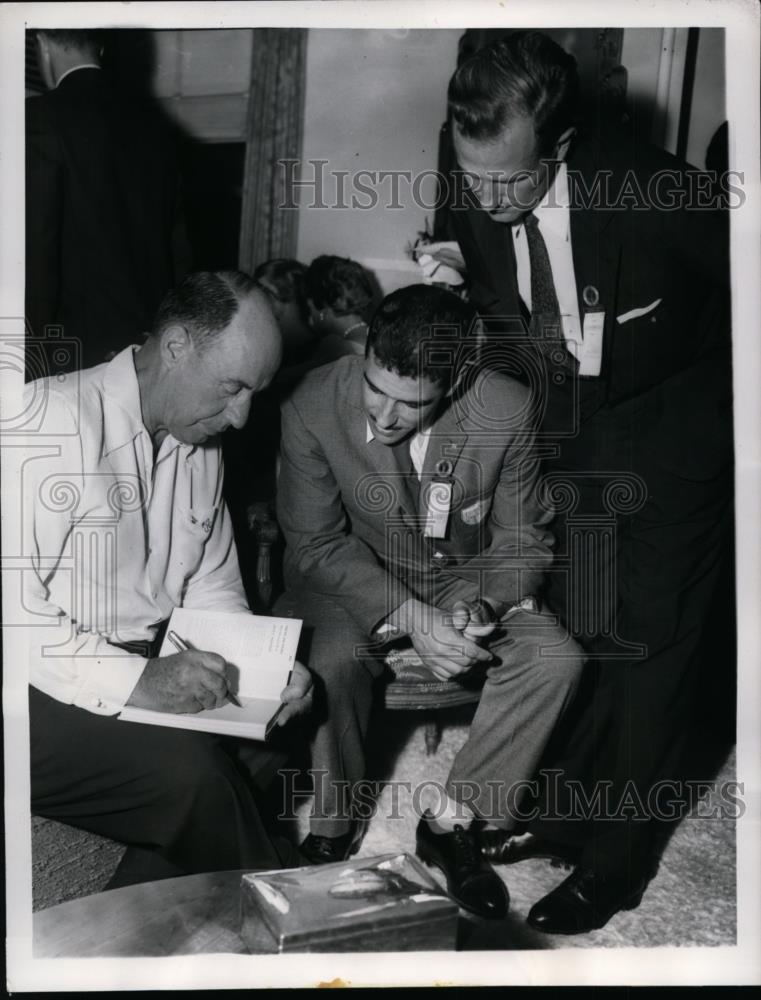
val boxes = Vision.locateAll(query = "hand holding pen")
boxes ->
[124,631,241,714]
[167,631,242,707]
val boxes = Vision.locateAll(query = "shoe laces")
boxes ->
[567,867,598,899]
[309,835,341,858]
[452,824,481,872]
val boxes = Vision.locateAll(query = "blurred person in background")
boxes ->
[26,29,184,375]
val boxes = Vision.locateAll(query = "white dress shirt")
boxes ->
[21,347,248,715]
[512,162,583,358]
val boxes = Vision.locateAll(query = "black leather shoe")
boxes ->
[480,830,582,870]
[300,828,361,865]
[416,814,509,920]
[527,867,646,934]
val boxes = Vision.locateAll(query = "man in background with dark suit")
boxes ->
[445,31,734,933]
[26,29,181,375]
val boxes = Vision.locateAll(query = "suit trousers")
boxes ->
[274,589,584,836]
[531,390,734,881]
[30,687,302,888]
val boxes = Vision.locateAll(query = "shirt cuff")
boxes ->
[73,651,148,715]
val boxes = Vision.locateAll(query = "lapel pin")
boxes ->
[582,285,600,308]
[435,459,453,478]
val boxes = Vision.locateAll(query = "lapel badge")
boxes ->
[582,285,600,308]
[435,459,453,478]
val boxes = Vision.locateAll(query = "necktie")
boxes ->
[523,213,577,372]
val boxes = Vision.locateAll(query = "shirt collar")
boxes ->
[101,346,186,460]
[55,64,102,87]
[520,161,570,240]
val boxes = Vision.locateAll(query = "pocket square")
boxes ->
[616,299,662,324]
[461,499,489,525]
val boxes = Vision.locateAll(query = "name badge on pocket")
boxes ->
[580,305,605,377]
[423,479,453,539]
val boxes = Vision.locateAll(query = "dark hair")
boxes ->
[368,284,477,388]
[305,255,374,318]
[152,270,259,349]
[253,258,306,305]
[448,31,579,155]
[38,29,106,58]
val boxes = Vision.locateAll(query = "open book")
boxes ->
[118,607,302,740]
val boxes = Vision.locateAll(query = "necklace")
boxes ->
[342,320,368,340]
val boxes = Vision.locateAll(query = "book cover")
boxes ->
[239,853,458,953]
[118,608,302,740]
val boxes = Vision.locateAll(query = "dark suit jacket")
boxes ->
[25,68,180,372]
[450,133,733,481]
[277,356,555,636]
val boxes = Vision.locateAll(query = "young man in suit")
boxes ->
[26,29,181,374]
[275,283,584,919]
[444,32,734,932]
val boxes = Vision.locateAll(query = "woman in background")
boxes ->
[303,255,375,360]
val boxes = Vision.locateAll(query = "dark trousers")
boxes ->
[530,391,735,881]
[30,687,302,887]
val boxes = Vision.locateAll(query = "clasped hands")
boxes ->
[126,650,313,727]
[392,597,499,681]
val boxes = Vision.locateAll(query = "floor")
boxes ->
[32,708,737,949]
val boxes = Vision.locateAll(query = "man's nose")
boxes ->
[374,397,398,428]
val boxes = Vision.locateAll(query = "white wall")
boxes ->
[147,29,253,142]
[686,28,725,169]
[621,27,725,167]
[296,29,461,294]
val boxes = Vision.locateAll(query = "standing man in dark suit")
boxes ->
[445,32,733,933]
[275,284,584,920]
[26,29,181,375]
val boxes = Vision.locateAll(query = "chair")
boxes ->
[250,508,483,755]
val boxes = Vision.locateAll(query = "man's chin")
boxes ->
[373,428,410,446]
[487,208,529,225]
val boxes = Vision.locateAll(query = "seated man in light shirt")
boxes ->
[22,270,313,887]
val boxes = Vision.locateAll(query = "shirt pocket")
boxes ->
[177,505,218,538]
[174,505,218,576]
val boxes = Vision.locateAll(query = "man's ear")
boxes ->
[159,323,193,366]
[554,126,576,163]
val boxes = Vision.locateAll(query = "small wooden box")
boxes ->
[239,852,458,953]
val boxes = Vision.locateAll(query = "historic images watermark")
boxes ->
[279,159,746,213]
[278,769,746,826]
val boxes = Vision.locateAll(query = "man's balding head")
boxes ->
[137,271,282,446]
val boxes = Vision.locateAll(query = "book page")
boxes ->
[160,607,301,701]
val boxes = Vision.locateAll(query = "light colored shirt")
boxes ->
[21,346,248,716]
[365,422,431,479]
[512,162,583,358]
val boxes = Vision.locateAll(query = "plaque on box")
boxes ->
[240,853,458,953]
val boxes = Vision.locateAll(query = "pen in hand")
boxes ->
[167,630,242,707]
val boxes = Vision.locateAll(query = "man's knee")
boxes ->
[490,614,586,687]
